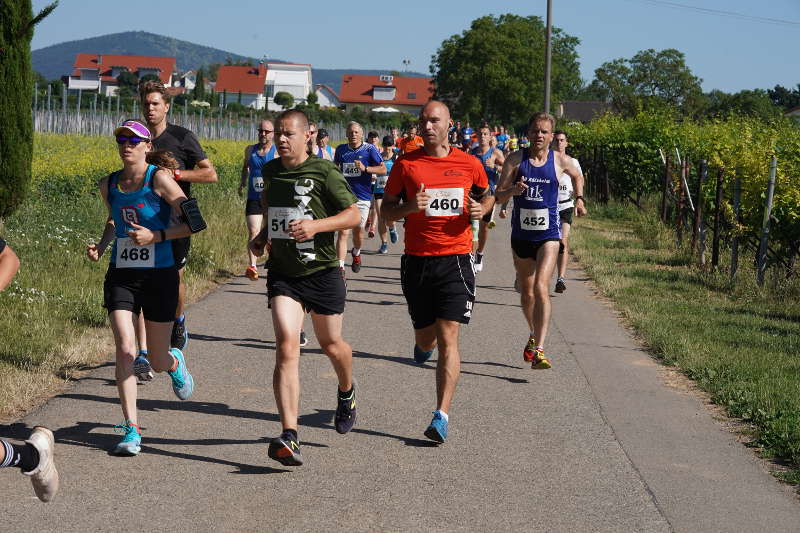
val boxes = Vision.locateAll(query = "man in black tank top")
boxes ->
[133,81,218,379]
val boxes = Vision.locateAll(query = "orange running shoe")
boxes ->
[523,336,537,363]
[245,265,259,281]
[531,348,552,370]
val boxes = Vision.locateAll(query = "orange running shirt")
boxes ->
[397,135,424,154]
[385,147,488,256]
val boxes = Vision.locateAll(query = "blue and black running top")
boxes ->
[511,148,562,242]
[248,144,277,201]
[471,146,500,192]
[108,164,174,269]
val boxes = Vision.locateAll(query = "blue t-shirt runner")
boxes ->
[334,142,383,201]
[247,144,277,201]
[471,146,500,193]
[511,148,561,242]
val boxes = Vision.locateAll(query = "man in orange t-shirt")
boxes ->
[382,100,492,444]
[396,124,424,155]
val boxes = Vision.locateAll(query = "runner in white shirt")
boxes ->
[552,130,582,293]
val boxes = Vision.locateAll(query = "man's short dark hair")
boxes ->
[553,130,567,139]
[139,80,171,104]
[277,109,309,131]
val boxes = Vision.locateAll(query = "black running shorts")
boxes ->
[172,237,190,269]
[400,253,475,329]
[103,266,179,322]
[246,198,262,216]
[511,238,561,260]
[267,267,346,315]
[559,207,573,226]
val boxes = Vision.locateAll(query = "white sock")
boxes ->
[435,409,449,421]
[339,259,345,267]
[352,248,361,256]
[530,332,536,339]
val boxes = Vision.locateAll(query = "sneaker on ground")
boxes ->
[523,337,537,363]
[299,330,308,347]
[378,242,388,254]
[133,354,154,383]
[167,348,194,400]
[334,384,357,434]
[351,251,362,273]
[245,265,259,281]
[531,348,552,370]
[413,345,434,364]
[23,427,59,502]
[368,226,376,239]
[268,432,303,466]
[555,277,566,293]
[389,228,398,244]
[111,421,141,457]
[424,411,448,443]
[488,220,496,229]
[171,319,188,351]
[474,253,484,273]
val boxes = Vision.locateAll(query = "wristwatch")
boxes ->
[575,195,585,202]
[174,169,182,181]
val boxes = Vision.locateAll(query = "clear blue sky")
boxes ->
[31,0,800,93]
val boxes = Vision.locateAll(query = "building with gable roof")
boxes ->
[67,53,176,96]
[213,62,313,111]
[339,74,434,114]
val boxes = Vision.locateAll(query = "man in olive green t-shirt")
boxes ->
[249,110,360,467]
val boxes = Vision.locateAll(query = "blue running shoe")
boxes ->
[133,353,153,383]
[378,242,388,254]
[112,421,141,456]
[424,411,448,443]
[413,345,434,364]
[389,228,398,244]
[167,348,194,400]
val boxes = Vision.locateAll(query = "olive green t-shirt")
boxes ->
[262,156,357,277]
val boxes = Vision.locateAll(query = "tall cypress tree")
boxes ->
[0,1,57,219]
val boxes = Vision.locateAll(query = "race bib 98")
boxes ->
[342,162,361,177]
[425,188,464,217]
[520,208,550,231]
[251,176,264,192]
[268,207,310,240]
[116,238,155,268]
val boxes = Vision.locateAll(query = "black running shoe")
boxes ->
[299,330,308,347]
[268,432,303,466]
[334,385,357,434]
[555,278,567,293]
[171,320,188,350]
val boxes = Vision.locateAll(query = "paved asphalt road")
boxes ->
[1,216,798,532]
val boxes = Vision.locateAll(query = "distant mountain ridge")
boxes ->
[32,31,428,94]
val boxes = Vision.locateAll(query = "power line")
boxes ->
[623,0,800,27]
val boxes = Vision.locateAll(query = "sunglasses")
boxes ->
[116,135,148,145]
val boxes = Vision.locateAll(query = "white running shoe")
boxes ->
[24,427,59,502]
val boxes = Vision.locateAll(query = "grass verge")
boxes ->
[570,200,800,487]
[0,134,250,421]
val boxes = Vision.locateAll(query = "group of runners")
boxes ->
[1,87,586,498]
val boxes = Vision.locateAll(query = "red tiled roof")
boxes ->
[339,74,434,106]
[72,53,175,84]
[214,64,267,94]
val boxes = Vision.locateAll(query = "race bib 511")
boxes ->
[268,207,311,240]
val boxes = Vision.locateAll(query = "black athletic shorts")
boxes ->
[246,198,262,216]
[559,207,573,225]
[172,237,190,269]
[373,192,384,200]
[103,266,179,322]
[511,238,561,260]
[400,253,475,329]
[267,267,346,315]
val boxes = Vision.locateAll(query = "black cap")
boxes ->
[318,128,329,138]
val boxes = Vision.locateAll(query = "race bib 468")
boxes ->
[116,238,155,268]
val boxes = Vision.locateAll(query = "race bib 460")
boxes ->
[425,188,464,217]
[520,208,550,231]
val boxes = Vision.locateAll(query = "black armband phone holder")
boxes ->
[180,197,207,233]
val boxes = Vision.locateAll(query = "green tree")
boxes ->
[767,84,800,110]
[703,89,781,121]
[116,70,138,98]
[591,48,703,116]
[306,90,318,108]
[0,0,57,219]
[273,91,294,110]
[430,14,582,125]
[193,68,206,100]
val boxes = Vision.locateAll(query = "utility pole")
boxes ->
[543,0,553,114]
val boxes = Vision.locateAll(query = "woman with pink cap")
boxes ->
[86,119,206,455]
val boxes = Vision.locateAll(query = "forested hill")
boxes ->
[32,31,427,93]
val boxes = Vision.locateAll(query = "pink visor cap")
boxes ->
[114,119,152,140]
